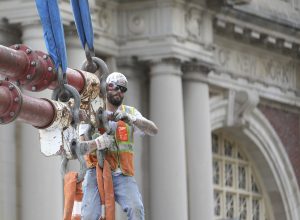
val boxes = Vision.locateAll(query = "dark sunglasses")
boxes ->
[108,83,127,93]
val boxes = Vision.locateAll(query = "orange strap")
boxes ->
[63,172,83,220]
[96,160,115,220]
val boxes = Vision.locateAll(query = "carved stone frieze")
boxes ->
[95,8,111,33]
[185,8,203,41]
[128,13,146,35]
[215,46,299,90]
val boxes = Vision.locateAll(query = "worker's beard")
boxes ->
[107,92,124,107]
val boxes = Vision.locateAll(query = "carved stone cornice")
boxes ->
[225,0,252,5]
[214,16,300,58]
[214,6,300,57]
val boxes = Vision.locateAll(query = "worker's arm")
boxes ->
[114,111,158,136]
[133,116,158,136]
[80,133,115,154]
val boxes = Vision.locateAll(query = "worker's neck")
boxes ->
[106,101,121,112]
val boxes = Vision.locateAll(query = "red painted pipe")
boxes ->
[0,45,29,78]
[18,95,55,128]
[0,44,85,93]
[49,68,86,93]
[0,86,12,114]
[0,84,54,128]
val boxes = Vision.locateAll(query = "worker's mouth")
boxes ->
[114,94,122,100]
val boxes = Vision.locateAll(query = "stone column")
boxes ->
[0,21,20,220]
[183,64,214,220]
[117,57,149,220]
[149,59,188,220]
[19,22,63,220]
[65,25,86,69]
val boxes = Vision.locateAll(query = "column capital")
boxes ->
[0,19,21,45]
[64,24,78,38]
[149,57,182,77]
[64,24,83,50]
[116,57,147,80]
[182,61,212,82]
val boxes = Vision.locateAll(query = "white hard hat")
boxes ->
[106,72,128,88]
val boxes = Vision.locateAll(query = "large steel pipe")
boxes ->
[0,44,85,93]
[0,80,54,128]
[0,45,29,78]
[18,95,54,128]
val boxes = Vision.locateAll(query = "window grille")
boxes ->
[212,133,268,220]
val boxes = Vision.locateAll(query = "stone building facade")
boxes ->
[0,0,299,220]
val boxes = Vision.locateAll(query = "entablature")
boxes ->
[116,0,214,62]
[210,0,300,27]
[182,59,300,109]
[232,0,300,28]
[214,15,300,59]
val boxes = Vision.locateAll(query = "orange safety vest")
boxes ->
[85,105,136,176]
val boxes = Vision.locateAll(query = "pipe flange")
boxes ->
[24,50,56,92]
[0,80,22,124]
[9,44,39,86]
[9,45,56,92]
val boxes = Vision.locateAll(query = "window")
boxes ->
[212,133,268,220]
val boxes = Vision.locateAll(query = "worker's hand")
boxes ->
[79,142,88,155]
[95,133,115,150]
[79,109,88,122]
[114,111,137,125]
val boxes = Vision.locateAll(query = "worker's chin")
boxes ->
[108,96,123,107]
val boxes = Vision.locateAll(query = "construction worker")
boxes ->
[79,72,158,220]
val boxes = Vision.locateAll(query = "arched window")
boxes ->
[212,133,269,220]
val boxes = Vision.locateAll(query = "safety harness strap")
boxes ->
[70,0,94,53]
[63,172,83,220]
[97,161,115,220]
[35,0,68,73]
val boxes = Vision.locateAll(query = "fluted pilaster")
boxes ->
[149,58,188,220]
[183,62,214,220]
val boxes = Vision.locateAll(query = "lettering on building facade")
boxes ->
[215,47,299,89]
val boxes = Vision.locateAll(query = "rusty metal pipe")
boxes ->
[49,68,86,92]
[0,86,12,114]
[0,45,29,78]
[0,44,85,93]
[18,96,54,128]
[0,81,54,127]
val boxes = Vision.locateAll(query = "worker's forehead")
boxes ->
[106,72,127,87]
